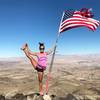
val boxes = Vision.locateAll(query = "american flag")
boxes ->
[59,8,100,33]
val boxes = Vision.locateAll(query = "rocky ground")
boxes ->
[0,54,100,100]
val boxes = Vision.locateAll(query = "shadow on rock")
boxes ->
[0,95,5,100]
[66,94,77,100]
[51,94,77,100]
[6,93,27,100]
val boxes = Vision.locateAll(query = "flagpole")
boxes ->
[45,33,62,95]
[48,11,65,73]
[45,33,60,94]
[45,11,65,94]
[49,33,60,73]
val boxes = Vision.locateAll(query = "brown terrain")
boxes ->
[0,54,100,100]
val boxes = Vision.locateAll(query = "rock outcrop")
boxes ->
[1,93,100,100]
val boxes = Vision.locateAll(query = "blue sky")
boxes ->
[0,0,100,57]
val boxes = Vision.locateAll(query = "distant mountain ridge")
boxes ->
[0,53,100,61]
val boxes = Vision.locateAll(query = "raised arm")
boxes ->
[46,44,56,55]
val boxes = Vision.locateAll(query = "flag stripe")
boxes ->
[61,23,95,30]
[62,22,95,30]
[61,17,99,27]
[61,20,98,30]
[60,24,94,33]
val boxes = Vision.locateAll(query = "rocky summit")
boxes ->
[0,93,88,100]
[0,93,100,100]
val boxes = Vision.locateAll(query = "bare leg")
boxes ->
[22,49,37,69]
[38,72,44,95]
[21,44,44,95]
[25,44,33,55]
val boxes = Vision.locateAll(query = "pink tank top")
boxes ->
[37,52,47,69]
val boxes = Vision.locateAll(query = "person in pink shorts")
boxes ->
[21,42,54,96]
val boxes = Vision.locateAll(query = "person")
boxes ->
[21,42,54,96]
